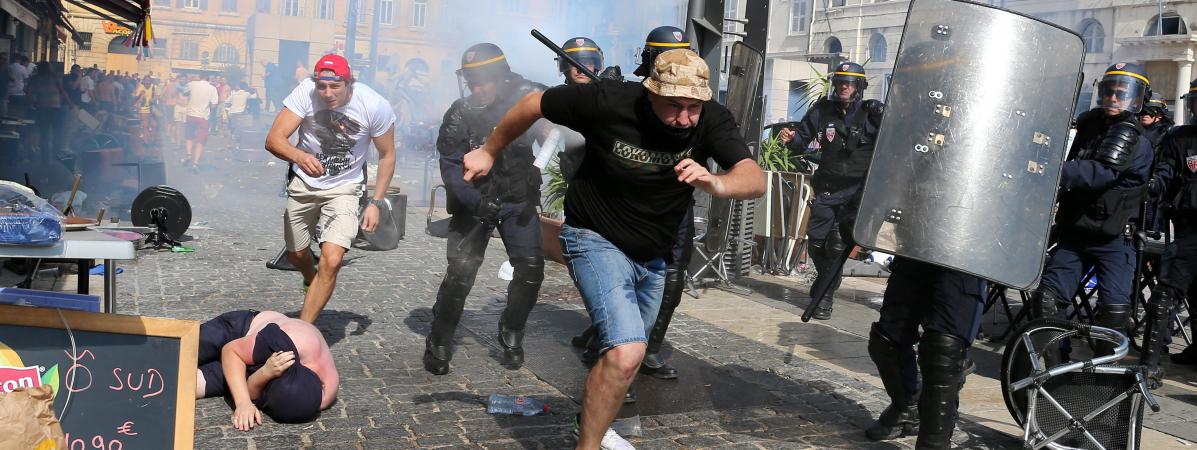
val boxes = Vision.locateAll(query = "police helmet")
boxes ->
[1097,62,1150,114]
[1140,92,1168,118]
[1185,79,1197,119]
[633,26,690,78]
[826,61,868,103]
[559,37,604,77]
[458,43,511,85]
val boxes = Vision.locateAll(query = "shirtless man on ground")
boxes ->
[194,310,339,430]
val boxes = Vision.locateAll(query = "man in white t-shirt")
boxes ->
[265,54,397,323]
[184,75,220,172]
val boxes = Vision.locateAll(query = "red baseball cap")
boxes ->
[314,54,351,81]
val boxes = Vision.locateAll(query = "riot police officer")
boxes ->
[425,43,547,375]
[1139,94,1173,149]
[1031,63,1154,359]
[866,257,986,449]
[779,61,884,320]
[554,37,603,183]
[566,26,698,382]
[1147,79,1197,368]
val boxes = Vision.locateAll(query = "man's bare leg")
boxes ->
[299,242,345,323]
[286,248,318,286]
[192,142,205,165]
[577,343,645,449]
[184,138,194,162]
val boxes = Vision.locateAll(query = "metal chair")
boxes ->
[1001,318,1160,450]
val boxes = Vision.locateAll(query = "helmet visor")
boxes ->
[1097,76,1147,114]
[826,75,864,102]
[1186,94,1197,119]
[558,52,603,75]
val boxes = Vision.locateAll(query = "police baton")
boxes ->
[801,242,855,322]
[530,29,600,82]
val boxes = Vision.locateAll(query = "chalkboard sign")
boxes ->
[0,305,199,449]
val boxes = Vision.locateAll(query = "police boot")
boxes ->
[1142,290,1177,379]
[1093,303,1131,357]
[1029,288,1068,367]
[808,239,843,320]
[866,324,919,441]
[425,256,483,375]
[916,332,967,450]
[498,257,544,369]
[642,267,684,380]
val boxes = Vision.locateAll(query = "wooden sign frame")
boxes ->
[0,304,199,450]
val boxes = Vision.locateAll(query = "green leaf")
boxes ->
[40,364,59,398]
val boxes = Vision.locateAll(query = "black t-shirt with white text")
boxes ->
[540,80,752,262]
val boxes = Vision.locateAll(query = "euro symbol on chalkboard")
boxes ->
[117,421,138,436]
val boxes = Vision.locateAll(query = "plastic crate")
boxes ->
[0,288,101,312]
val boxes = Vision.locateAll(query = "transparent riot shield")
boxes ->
[852,0,1084,289]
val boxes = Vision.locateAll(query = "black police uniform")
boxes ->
[867,257,985,448]
[1147,122,1197,366]
[786,95,883,318]
[1032,107,1153,354]
[426,45,547,375]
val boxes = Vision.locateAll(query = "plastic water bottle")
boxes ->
[533,128,563,169]
[486,394,548,416]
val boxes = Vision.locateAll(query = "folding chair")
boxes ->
[1002,318,1159,450]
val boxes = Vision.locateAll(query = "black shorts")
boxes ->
[198,310,259,398]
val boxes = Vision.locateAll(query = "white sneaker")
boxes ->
[598,427,635,450]
[573,417,635,450]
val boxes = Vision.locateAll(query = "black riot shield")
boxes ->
[703,41,764,254]
[851,0,1084,289]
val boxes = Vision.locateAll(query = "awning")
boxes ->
[64,0,142,30]
[1,0,38,28]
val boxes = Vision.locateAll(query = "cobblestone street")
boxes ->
[99,133,1197,449]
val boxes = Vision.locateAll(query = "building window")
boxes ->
[222,0,235,12]
[378,0,393,24]
[790,0,808,34]
[256,0,269,12]
[152,38,168,57]
[723,0,738,34]
[411,0,427,27]
[825,36,842,54]
[357,3,367,23]
[831,0,845,6]
[184,0,200,8]
[869,33,887,62]
[1080,19,1104,53]
[213,43,239,64]
[502,0,526,13]
[281,0,303,16]
[1145,13,1186,36]
[316,0,333,19]
[179,40,200,60]
[77,32,92,50]
[153,0,170,5]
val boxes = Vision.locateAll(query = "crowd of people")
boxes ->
[0,57,264,170]
[64,20,1186,450]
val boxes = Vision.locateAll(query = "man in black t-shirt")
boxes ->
[464,49,764,450]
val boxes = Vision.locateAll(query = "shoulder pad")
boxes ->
[1095,120,1141,171]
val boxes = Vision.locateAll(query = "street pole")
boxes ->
[367,0,380,84]
[345,0,358,62]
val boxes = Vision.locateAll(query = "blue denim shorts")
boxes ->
[560,224,667,352]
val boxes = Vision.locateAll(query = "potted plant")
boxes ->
[539,154,567,265]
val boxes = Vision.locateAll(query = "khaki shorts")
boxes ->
[174,107,188,123]
[283,177,361,251]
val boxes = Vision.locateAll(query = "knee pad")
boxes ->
[509,256,545,284]
[1030,287,1065,319]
